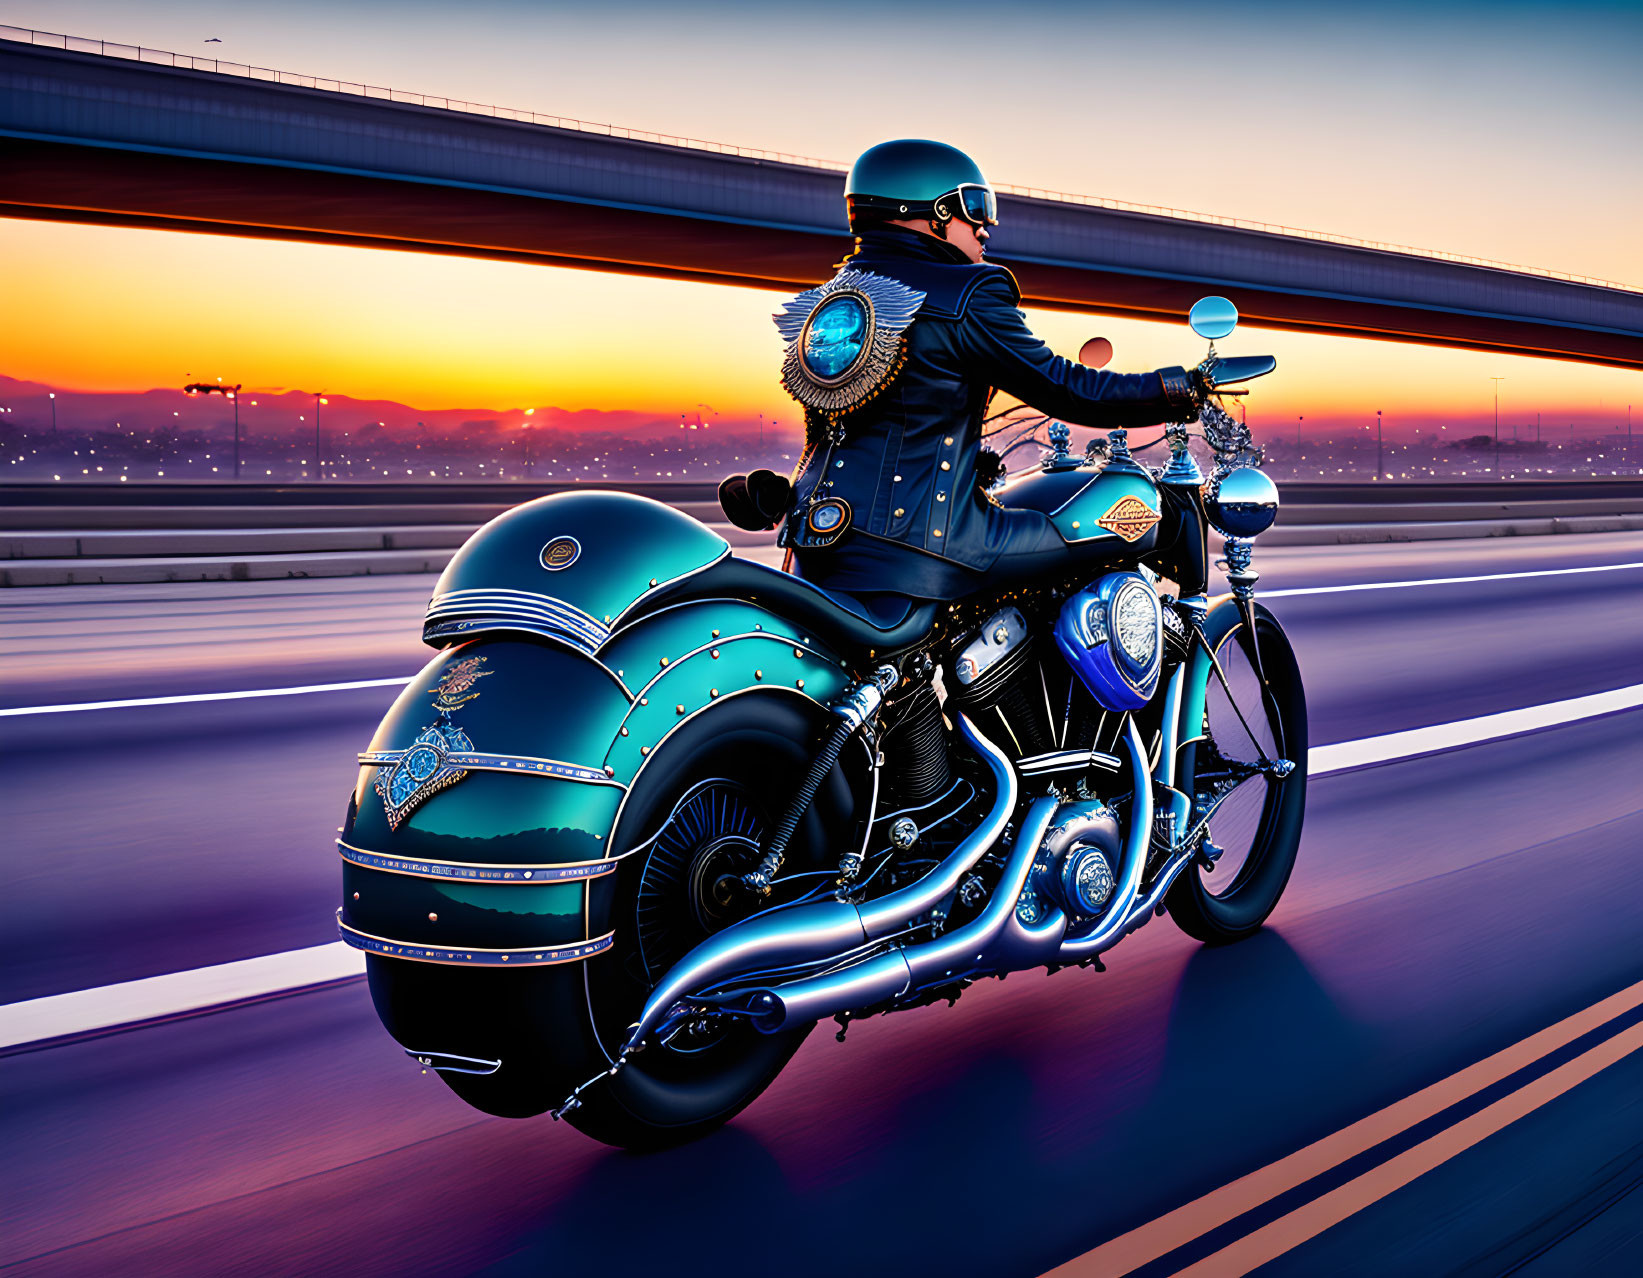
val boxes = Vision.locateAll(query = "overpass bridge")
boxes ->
[2,30,1642,369]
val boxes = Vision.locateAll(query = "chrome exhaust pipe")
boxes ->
[621,714,1018,1053]
[741,797,1061,1033]
[728,717,1154,1035]
[1056,718,1153,961]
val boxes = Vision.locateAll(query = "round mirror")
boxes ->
[1188,296,1238,341]
[1077,336,1113,369]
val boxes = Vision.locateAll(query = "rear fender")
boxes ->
[597,600,851,785]
[340,638,631,969]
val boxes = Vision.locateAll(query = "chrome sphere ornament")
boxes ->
[1206,466,1280,538]
[1188,296,1238,341]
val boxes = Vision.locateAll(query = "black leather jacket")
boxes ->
[786,227,1178,593]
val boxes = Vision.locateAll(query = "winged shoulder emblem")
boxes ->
[774,269,926,422]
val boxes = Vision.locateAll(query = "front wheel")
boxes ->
[1166,603,1308,944]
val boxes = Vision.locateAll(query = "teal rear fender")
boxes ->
[341,601,854,963]
[341,638,633,963]
[423,491,730,649]
[597,600,852,785]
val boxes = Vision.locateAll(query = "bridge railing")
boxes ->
[2,23,1636,295]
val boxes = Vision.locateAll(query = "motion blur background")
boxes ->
[2,0,1640,482]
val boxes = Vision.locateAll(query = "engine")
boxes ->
[942,572,1174,777]
[944,605,1104,771]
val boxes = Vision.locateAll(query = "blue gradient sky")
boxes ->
[6,0,1640,281]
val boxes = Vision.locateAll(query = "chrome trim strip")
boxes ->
[338,840,619,884]
[429,587,609,637]
[1016,747,1123,776]
[358,749,623,787]
[337,913,615,967]
[424,589,612,657]
[402,1048,503,1076]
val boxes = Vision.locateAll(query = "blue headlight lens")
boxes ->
[1053,572,1162,713]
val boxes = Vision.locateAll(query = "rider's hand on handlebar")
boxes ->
[1156,365,1209,423]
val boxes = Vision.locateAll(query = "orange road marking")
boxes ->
[1180,1017,1643,1276]
[1046,977,1643,1277]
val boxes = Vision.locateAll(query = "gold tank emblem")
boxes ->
[1095,495,1160,542]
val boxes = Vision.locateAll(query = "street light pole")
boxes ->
[314,393,328,480]
[48,392,56,434]
[1489,377,1505,474]
[1376,410,1383,480]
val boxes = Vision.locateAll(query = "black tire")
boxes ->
[567,692,865,1148]
[1165,603,1308,945]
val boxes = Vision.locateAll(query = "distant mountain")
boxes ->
[0,375,748,441]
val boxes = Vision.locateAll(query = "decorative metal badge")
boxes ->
[540,535,581,571]
[1096,495,1161,542]
[785,496,852,550]
[374,656,493,830]
[774,269,926,423]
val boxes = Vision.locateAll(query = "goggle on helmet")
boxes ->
[845,139,1000,230]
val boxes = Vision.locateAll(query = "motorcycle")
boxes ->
[337,297,1305,1149]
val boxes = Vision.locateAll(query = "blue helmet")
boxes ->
[845,139,999,231]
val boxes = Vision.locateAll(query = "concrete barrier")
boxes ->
[6,482,1642,586]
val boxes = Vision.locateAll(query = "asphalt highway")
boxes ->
[4,531,1642,1276]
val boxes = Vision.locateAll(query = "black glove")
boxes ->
[1156,365,1210,423]
[973,446,1007,492]
[717,469,794,531]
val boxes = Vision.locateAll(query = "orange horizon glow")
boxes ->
[1,217,1638,437]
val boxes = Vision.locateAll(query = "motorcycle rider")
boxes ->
[721,138,1207,602]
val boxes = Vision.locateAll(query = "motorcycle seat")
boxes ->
[631,556,939,656]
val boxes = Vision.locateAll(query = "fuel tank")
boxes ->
[996,457,1162,555]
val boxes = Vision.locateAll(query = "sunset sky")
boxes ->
[2,0,1639,438]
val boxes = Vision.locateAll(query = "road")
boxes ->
[3,531,1642,1276]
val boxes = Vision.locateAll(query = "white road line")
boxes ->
[5,681,1640,1053]
[5,560,1636,717]
[1309,683,1643,774]
[0,676,413,716]
[0,943,364,1051]
[1263,559,1643,597]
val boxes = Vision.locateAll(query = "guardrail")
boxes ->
[6,480,1642,586]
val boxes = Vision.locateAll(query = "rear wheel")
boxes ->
[565,693,866,1148]
[1166,604,1307,944]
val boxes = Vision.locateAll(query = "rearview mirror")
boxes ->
[1188,296,1238,341]
[1206,354,1277,386]
[1077,337,1113,369]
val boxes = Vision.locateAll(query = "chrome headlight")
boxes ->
[1111,579,1160,666]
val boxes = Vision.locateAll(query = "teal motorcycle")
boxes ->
[338,299,1306,1148]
